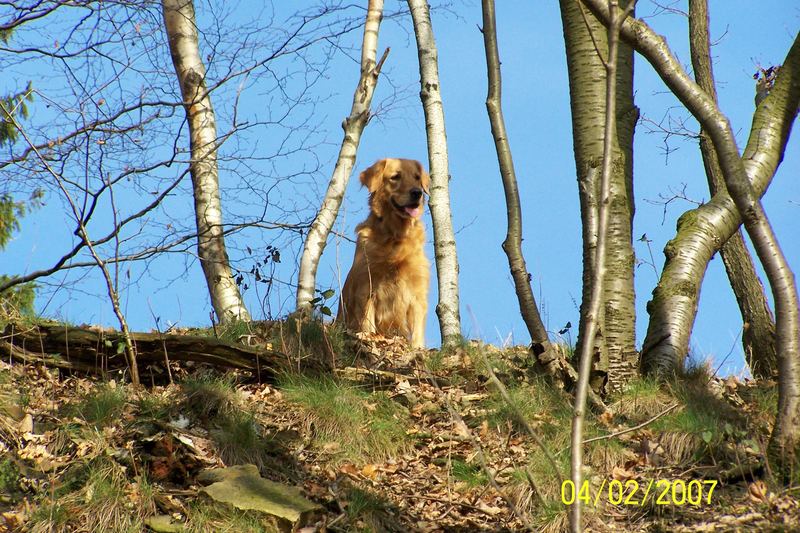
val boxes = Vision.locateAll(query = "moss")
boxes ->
[676,208,700,232]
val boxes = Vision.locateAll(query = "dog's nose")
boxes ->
[410,188,423,201]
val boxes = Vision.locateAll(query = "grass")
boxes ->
[216,319,253,344]
[28,457,155,533]
[610,375,672,419]
[213,411,271,470]
[343,486,400,532]
[134,387,175,422]
[450,458,489,488]
[184,499,278,533]
[181,372,239,419]
[180,373,273,469]
[484,375,572,435]
[279,374,411,462]
[69,383,127,429]
[274,315,350,368]
[0,458,20,496]
[480,375,618,530]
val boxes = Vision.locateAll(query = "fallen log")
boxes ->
[1,321,290,378]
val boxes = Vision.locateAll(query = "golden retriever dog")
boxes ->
[337,158,430,348]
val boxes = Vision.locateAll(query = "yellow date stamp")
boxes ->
[561,479,717,507]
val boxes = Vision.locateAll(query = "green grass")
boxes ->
[450,458,489,488]
[181,373,239,419]
[0,458,20,496]
[279,374,411,462]
[70,383,127,428]
[213,411,271,470]
[342,486,400,532]
[184,499,278,533]
[484,376,572,435]
[610,375,672,420]
[134,388,175,421]
[28,458,155,533]
[216,319,253,344]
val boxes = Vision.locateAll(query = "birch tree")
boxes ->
[162,0,251,324]
[624,12,800,379]
[296,0,388,314]
[568,2,630,528]
[407,0,461,345]
[687,0,777,378]
[560,0,638,393]
[583,0,800,478]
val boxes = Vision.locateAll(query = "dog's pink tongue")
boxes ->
[405,206,422,218]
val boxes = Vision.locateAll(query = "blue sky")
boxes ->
[3,1,798,376]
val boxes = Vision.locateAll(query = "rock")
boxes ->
[144,514,184,532]
[198,465,321,530]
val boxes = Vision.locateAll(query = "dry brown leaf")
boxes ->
[748,480,770,503]
[611,466,636,481]
[17,413,33,433]
[362,464,379,479]
[478,420,489,439]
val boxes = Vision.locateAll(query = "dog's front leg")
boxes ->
[410,304,426,349]
[361,297,377,334]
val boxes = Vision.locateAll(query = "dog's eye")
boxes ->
[389,173,400,181]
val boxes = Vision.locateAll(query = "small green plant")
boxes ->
[277,315,350,367]
[279,374,411,462]
[484,377,571,434]
[309,288,336,318]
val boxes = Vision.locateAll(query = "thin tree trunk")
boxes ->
[570,4,629,529]
[407,0,461,346]
[688,0,777,378]
[162,0,250,324]
[560,0,638,394]
[481,0,549,352]
[584,0,800,478]
[296,0,388,313]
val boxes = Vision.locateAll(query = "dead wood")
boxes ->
[1,322,291,377]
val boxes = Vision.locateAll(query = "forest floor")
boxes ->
[0,318,798,532]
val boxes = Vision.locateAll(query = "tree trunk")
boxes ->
[584,0,800,478]
[688,0,777,378]
[560,0,638,394]
[295,0,387,313]
[162,0,250,324]
[481,0,550,353]
[407,0,462,346]
[568,4,629,529]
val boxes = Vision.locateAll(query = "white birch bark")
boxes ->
[296,0,387,312]
[162,0,250,323]
[583,0,800,475]
[407,0,462,345]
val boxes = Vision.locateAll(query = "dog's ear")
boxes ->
[360,160,387,193]
[416,160,431,195]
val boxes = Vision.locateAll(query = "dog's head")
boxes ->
[360,158,430,220]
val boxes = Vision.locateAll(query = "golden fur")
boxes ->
[337,158,431,348]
